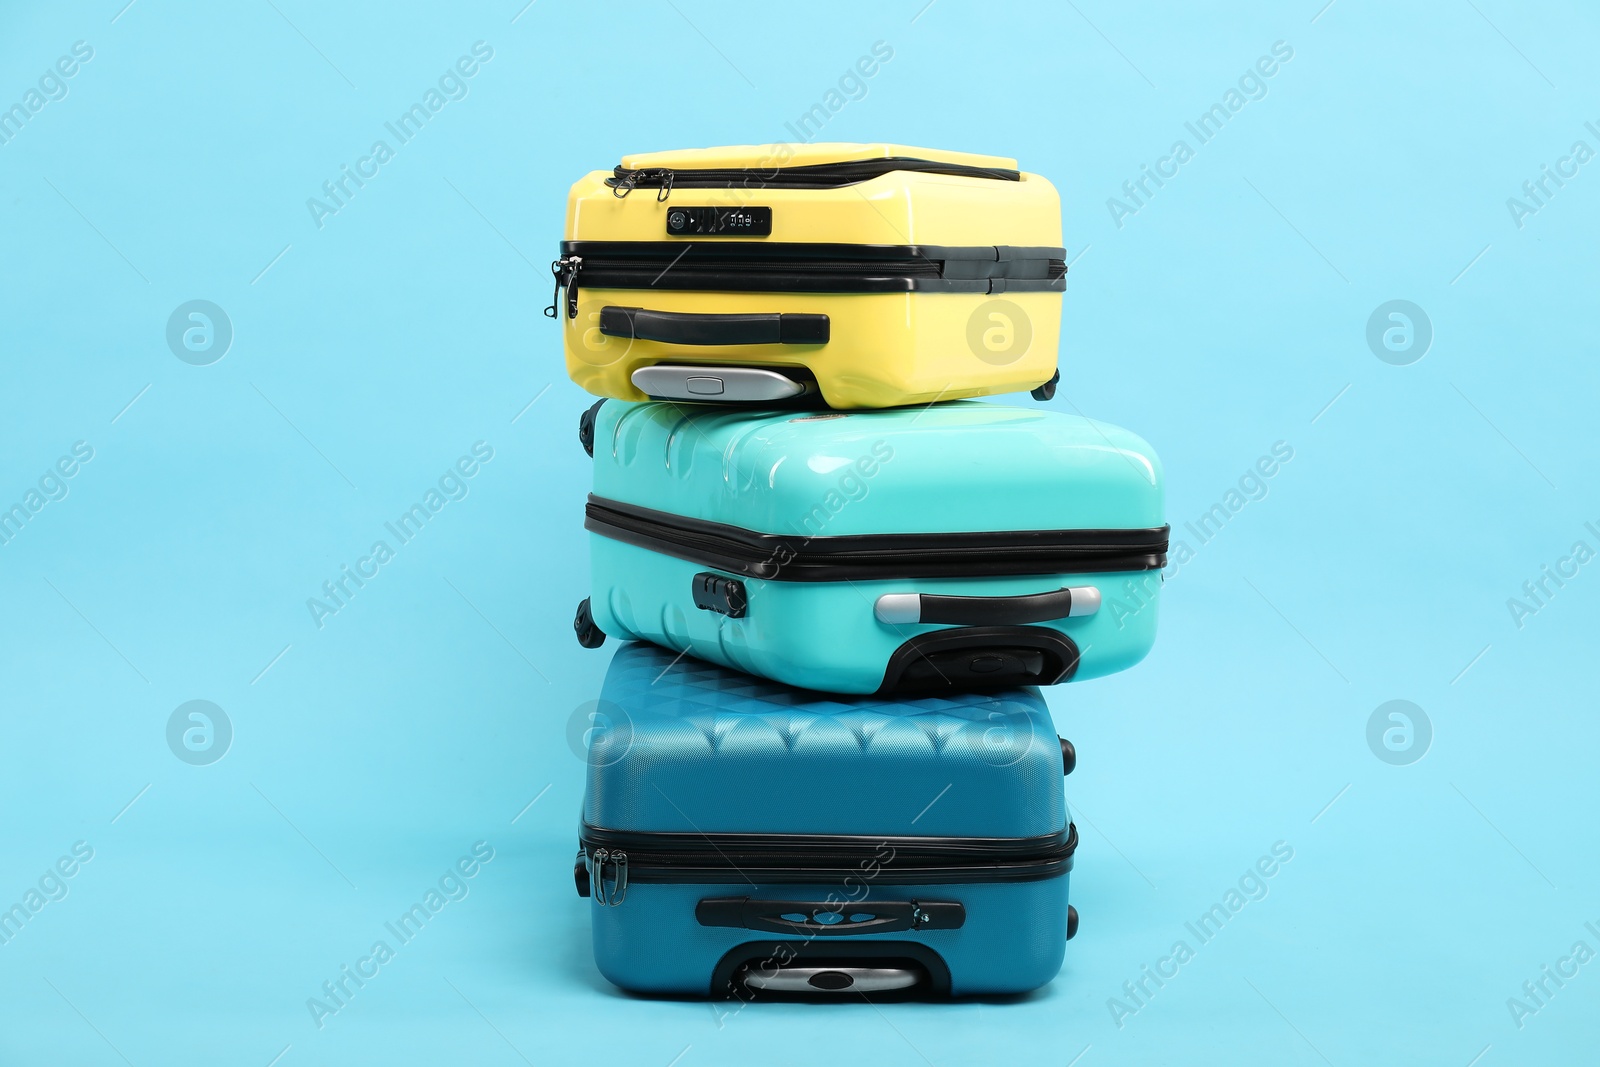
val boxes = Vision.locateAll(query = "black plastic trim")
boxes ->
[600,306,830,346]
[563,241,1065,262]
[609,157,1021,196]
[916,587,1080,626]
[578,399,606,458]
[877,626,1080,694]
[577,824,1077,886]
[712,941,952,998]
[667,205,772,237]
[582,825,1073,856]
[558,241,1066,295]
[585,497,1169,581]
[695,897,965,936]
[573,597,606,649]
[692,572,748,618]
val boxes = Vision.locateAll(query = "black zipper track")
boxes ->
[577,259,943,295]
[607,157,1021,196]
[582,825,1076,885]
[586,496,1169,581]
[558,241,1066,296]
[560,241,1064,265]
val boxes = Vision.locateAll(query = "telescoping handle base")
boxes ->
[632,364,812,403]
[740,965,923,994]
[696,897,965,936]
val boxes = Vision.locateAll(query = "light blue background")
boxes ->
[2,1,1596,1063]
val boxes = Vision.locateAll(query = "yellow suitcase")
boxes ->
[549,144,1066,410]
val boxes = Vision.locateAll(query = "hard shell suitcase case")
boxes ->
[574,399,1168,695]
[574,642,1079,997]
[550,143,1067,410]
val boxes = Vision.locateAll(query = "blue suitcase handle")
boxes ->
[874,586,1100,626]
[696,897,965,936]
[600,306,830,346]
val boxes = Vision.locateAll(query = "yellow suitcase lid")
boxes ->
[617,143,1018,171]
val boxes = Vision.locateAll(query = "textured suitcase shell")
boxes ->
[578,643,1075,996]
[582,399,1166,694]
[557,143,1064,409]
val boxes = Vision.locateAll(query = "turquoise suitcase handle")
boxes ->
[875,586,1100,626]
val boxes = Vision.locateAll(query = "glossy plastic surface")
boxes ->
[562,154,1063,408]
[586,401,1164,693]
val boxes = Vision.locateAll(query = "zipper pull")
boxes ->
[609,850,628,905]
[611,168,673,200]
[566,255,581,318]
[612,168,640,199]
[544,255,582,319]
[544,257,565,318]
[590,847,608,904]
[589,848,628,906]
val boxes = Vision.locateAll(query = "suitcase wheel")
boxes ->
[578,399,606,458]
[1030,369,1060,402]
[1067,905,1079,941]
[574,597,606,649]
[1059,737,1076,776]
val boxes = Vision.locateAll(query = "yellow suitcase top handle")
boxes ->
[618,143,1018,171]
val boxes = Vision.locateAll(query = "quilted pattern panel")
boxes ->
[584,643,1068,839]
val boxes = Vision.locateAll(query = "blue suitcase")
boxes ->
[574,643,1079,997]
[574,399,1167,694]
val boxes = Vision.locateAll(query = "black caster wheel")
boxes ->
[1030,369,1060,402]
[1058,737,1076,776]
[574,597,606,648]
[578,399,606,457]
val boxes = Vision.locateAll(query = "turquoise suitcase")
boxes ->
[574,399,1167,695]
[576,642,1079,997]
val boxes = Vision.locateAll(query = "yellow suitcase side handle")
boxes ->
[599,306,829,346]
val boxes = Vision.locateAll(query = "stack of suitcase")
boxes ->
[553,144,1168,998]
